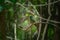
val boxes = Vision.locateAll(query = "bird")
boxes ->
[29,15,35,23]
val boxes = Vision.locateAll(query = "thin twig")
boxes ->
[37,1,42,39]
[16,0,60,7]
[21,2,60,24]
[37,18,42,40]
[41,16,51,40]
[28,0,60,6]
[39,17,60,23]
[16,2,60,24]
[41,0,51,40]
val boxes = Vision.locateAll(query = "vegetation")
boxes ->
[0,0,60,40]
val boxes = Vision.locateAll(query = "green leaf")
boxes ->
[17,29,25,40]
[21,20,29,27]
[47,24,54,40]
[31,25,37,34]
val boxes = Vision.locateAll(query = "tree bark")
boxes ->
[54,1,60,40]
[0,9,7,40]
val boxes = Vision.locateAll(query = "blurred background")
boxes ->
[0,0,60,40]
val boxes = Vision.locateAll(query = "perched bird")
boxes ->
[30,15,35,23]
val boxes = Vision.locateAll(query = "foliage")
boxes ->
[0,0,58,40]
[47,24,55,40]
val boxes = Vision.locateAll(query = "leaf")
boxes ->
[26,13,29,16]
[17,29,25,40]
[31,25,37,34]
[21,20,29,27]
[47,24,54,40]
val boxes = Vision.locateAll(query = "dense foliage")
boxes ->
[0,0,60,40]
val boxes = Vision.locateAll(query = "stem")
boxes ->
[41,0,51,40]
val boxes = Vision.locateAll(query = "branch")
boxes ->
[16,2,60,24]
[37,1,42,40]
[39,17,60,23]
[41,16,51,40]
[41,0,51,40]
[16,0,60,7]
